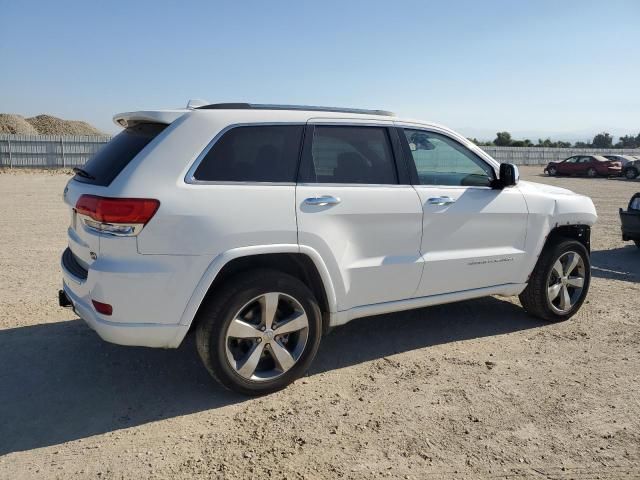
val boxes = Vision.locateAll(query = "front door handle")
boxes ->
[428,196,456,206]
[304,196,341,207]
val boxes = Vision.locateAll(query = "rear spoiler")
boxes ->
[112,110,189,128]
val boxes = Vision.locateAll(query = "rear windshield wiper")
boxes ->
[73,167,96,180]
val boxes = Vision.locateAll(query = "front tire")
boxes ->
[519,240,591,322]
[547,166,557,176]
[195,270,322,396]
[625,167,639,179]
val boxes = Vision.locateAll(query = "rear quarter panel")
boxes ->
[106,111,299,255]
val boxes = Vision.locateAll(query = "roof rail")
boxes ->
[196,103,395,117]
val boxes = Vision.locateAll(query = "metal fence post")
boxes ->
[7,137,12,168]
[60,137,65,168]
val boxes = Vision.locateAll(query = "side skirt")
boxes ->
[329,283,527,327]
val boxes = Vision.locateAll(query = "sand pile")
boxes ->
[0,113,104,135]
[0,114,38,134]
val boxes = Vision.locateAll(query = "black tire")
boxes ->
[586,167,597,177]
[635,240,640,249]
[547,167,557,176]
[519,239,591,322]
[625,167,639,180]
[195,269,322,396]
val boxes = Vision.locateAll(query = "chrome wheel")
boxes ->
[546,251,586,314]
[224,292,309,382]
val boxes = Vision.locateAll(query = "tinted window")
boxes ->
[303,126,397,184]
[76,123,167,186]
[193,125,303,182]
[403,129,493,187]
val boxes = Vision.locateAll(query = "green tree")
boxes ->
[574,141,591,148]
[615,134,639,149]
[494,131,512,146]
[511,139,533,147]
[591,132,613,149]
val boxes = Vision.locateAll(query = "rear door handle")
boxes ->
[304,196,341,206]
[427,196,456,206]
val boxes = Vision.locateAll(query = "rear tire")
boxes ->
[195,269,322,396]
[519,240,591,322]
[587,167,597,177]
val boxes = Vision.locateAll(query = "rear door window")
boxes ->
[74,123,167,186]
[300,125,398,184]
[193,125,304,182]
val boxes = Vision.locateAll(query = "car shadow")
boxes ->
[0,297,544,456]
[591,246,640,283]
[312,296,543,374]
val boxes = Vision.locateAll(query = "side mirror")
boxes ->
[499,163,519,188]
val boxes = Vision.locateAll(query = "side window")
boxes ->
[303,126,398,184]
[403,129,493,187]
[564,157,577,163]
[193,125,303,182]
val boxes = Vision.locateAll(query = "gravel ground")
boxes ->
[0,167,638,479]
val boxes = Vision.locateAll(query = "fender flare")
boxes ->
[177,244,338,327]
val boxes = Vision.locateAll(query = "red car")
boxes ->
[544,155,622,177]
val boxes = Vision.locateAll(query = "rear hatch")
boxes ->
[63,110,184,273]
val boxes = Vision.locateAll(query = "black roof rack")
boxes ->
[196,103,395,117]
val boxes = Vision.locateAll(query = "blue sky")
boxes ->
[1,0,638,140]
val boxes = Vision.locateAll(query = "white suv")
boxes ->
[60,103,597,395]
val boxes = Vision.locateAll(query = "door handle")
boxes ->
[427,196,456,206]
[304,195,341,206]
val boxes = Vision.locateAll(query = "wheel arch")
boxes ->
[545,224,591,253]
[178,245,337,336]
[525,223,591,283]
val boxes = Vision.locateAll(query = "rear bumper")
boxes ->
[620,208,640,241]
[60,282,189,347]
[60,248,198,348]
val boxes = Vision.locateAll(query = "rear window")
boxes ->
[74,123,167,186]
[192,125,303,183]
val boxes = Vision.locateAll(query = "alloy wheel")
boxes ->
[224,292,309,381]
[546,251,586,314]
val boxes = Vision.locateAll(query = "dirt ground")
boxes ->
[0,167,638,479]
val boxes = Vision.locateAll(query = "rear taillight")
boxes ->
[75,195,159,236]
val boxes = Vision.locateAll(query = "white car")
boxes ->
[59,102,597,395]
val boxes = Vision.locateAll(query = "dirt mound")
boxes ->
[25,114,104,135]
[0,114,38,135]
